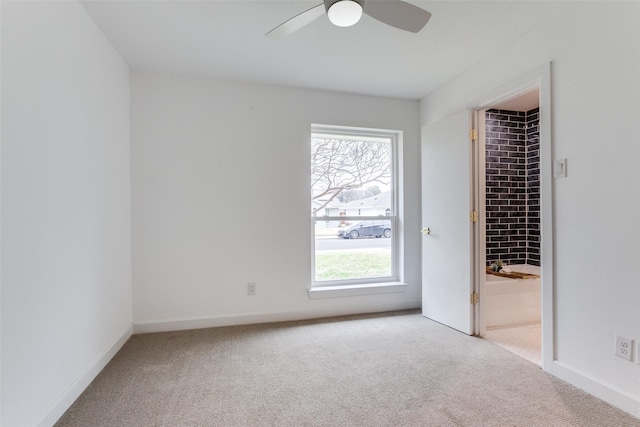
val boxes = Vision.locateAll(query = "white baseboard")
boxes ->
[551,360,640,419]
[36,326,133,427]
[133,300,421,334]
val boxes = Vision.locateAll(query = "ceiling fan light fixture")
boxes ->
[327,0,363,27]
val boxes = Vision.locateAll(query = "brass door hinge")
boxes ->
[470,292,479,305]
[470,210,478,223]
[470,128,478,142]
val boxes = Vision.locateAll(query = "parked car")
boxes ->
[337,221,391,239]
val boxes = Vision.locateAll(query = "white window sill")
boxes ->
[307,282,408,299]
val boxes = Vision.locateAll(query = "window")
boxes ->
[311,125,399,287]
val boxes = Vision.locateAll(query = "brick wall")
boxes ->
[485,108,540,266]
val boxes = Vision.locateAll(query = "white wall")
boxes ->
[1,2,132,426]
[420,2,640,417]
[131,71,421,331]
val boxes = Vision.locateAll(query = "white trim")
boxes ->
[538,63,554,370]
[36,326,133,427]
[310,124,401,287]
[468,63,554,370]
[312,124,400,141]
[471,110,483,336]
[551,361,640,419]
[308,281,408,299]
[468,75,541,111]
[477,108,488,337]
[133,300,420,334]
[0,3,3,423]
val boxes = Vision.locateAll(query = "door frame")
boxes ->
[474,108,488,337]
[468,63,554,370]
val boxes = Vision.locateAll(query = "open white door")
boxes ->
[421,110,476,335]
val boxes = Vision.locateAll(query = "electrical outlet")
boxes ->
[614,334,633,361]
[247,282,256,296]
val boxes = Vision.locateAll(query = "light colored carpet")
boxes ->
[55,311,640,427]
[485,323,542,366]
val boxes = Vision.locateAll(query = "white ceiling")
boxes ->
[81,0,569,100]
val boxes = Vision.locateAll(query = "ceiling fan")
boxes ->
[266,0,432,38]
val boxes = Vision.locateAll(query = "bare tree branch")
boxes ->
[311,137,391,215]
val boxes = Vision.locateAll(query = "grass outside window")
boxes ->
[315,249,391,281]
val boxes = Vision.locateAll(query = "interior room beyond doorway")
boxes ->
[481,89,542,366]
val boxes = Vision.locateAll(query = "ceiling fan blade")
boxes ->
[266,3,325,38]
[364,0,431,33]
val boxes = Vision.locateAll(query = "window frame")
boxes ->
[310,124,401,288]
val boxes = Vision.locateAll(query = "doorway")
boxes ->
[421,64,554,370]
[478,90,543,366]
